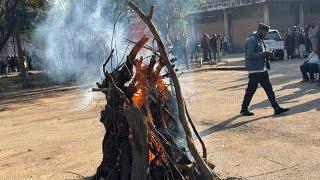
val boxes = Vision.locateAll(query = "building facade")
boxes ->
[189,0,320,51]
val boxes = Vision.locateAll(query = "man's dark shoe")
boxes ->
[301,79,309,83]
[240,109,254,116]
[274,107,290,115]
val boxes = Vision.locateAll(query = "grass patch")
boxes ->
[0,72,57,93]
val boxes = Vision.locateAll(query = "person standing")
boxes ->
[240,23,289,116]
[309,23,318,52]
[285,30,295,59]
[293,26,300,57]
[317,30,320,86]
[210,33,217,63]
[297,29,305,58]
[172,35,181,58]
[223,34,229,54]
[181,33,189,69]
[216,34,222,62]
[200,33,211,62]
[304,25,312,53]
[0,59,5,75]
[189,37,199,62]
[317,27,320,54]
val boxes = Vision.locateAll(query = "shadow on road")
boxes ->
[250,81,320,114]
[199,114,274,138]
[218,83,247,92]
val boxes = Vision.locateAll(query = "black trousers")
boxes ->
[300,63,319,80]
[190,48,198,62]
[242,72,280,110]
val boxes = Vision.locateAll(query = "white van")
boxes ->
[263,29,285,60]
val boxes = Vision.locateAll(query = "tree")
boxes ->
[0,0,13,53]
[0,0,47,83]
[0,0,47,53]
[110,0,203,39]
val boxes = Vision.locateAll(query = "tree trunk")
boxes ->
[11,0,27,84]
[14,24,28,83]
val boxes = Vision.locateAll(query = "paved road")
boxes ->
[181,58,320,179]
[0,57,319,179]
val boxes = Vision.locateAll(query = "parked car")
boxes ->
[263,29,285,60]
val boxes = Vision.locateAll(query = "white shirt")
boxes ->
[307,52,320,64]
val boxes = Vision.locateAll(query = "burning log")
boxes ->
[88,2,222,180]
[128,1,220,179]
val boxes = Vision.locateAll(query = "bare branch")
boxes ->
[103,49,114,76]
[128,1,220,179]
[148,6,154,19]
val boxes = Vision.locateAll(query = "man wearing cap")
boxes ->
[240,23,289,116]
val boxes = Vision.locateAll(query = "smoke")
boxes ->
[32,0,127,83]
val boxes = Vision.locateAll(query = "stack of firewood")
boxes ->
[88,2,222,180]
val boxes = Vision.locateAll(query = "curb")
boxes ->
[0,65,245,101]
[179,66,245,74]
[0,84,92,102]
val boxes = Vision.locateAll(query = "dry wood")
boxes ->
[103,49,114,76]
[128,1,220,179]
[122,106,149,180]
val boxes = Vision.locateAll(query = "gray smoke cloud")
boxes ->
[32,0,127,83]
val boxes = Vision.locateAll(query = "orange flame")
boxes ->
[128,35,172,165]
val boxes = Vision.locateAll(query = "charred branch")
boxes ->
[128,1,219,179]
[122,106,149,180]
[91,2,224,180]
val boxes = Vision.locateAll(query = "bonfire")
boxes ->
[89,1,221,180]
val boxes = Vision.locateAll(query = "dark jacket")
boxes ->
[200,36,209,50]
[210,35,217,51]
[245,32,265,71]
[285,34,295,54]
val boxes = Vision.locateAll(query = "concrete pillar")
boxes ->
[224,9,229,37]
[263,3,270,25]
[299,3,304,27]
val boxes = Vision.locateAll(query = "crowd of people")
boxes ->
[168,33,231,69]
[284,23,320,59]
[199,33,230,64]
[284,23,320,86]
[0,55,19,76]
[0,52,32,76]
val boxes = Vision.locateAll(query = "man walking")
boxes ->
[240,23,289,116]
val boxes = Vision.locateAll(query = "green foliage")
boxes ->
[122,0,202,38]
[0,0,47,41]
[1,0,201,43]
[0,0,9,34]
